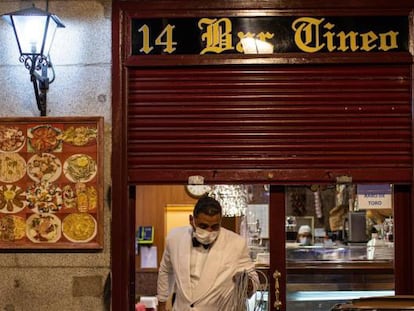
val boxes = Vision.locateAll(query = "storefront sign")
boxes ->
[357,184,392,210]
[131,16,408,55]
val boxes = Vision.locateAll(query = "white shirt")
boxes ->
[190,244,209,292]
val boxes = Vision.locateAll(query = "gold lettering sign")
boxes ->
[131,16,404,55]
[198,18,234,54]
[292,17,399,53]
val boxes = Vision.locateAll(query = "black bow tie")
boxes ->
[192,237,210,249]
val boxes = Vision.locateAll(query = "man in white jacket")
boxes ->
[157,195,259,311]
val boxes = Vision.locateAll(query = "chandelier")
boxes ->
[208,185,250,217]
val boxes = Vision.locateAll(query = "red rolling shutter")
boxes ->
[127,64,412,183]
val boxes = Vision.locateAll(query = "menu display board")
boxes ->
[0,117,104,249]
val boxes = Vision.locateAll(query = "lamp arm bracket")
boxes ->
[31,69,48,116]
[31,71,49,89]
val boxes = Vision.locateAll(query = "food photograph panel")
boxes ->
[0,117,104,250]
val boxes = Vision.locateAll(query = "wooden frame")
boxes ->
[0,117,104,250]
[165,204,193,235]
[111,1,414,310]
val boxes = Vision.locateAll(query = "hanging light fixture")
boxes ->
[208,185,250,217]
[2,4,65,116]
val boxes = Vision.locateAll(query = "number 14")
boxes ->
[138,24,177,54]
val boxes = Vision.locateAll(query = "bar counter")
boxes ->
[285,244,394,291]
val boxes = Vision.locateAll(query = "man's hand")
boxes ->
[233,271,255,298]
[232,271,246,283]
[246,278,255,298]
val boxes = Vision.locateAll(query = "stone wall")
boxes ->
[0,1,112,310]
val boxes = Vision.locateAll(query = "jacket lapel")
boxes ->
[175,227,193,301]
[191,230,225,302]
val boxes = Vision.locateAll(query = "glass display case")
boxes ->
[285,184,395,311]
[243,184,395,311]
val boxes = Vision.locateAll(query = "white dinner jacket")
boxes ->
[157,226,258,311]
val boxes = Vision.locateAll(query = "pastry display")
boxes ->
[0,126,25,152]
[0,153,26,183]
[61,126,97,146]
[0,119,101,248]
[26,213,61,243]
[27,153,62,183]
[62,213,97,243]
[62,184,77,209]
[0,184,26,213]
[27,125,62,153]
[63,154,97,183]
[0,215,26,241]
[26,182,63,213]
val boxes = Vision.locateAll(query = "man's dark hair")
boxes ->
[193,195,222,217]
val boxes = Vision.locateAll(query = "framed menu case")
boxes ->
[0,117,104,250]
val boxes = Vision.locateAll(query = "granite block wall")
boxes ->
[0,1,112,310]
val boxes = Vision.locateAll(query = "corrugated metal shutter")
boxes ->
[127,64,412,183]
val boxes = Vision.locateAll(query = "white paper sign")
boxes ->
[140,245,158,268]
[357,184,392,210]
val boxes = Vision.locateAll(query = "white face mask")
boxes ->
[193,226,219,245]
[299,237,311,246]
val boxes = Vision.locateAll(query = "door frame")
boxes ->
[111,1,414,310]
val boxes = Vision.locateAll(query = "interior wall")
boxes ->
[135,185,197,269]
[135,184,269,270]
[165,204,194,234]
[134,185,197,300]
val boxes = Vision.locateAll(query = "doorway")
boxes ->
[134,184,272,310]
[133,183,397,310]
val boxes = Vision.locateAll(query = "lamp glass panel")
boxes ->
[12,15,48,55]
[43,21,58,56]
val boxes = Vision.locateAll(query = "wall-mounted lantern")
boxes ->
[2,5,65,116]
